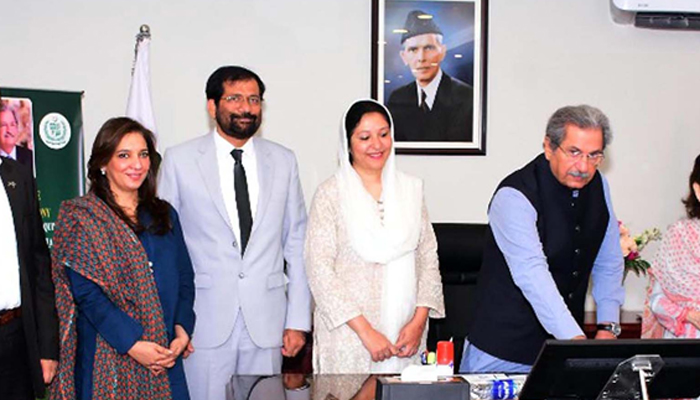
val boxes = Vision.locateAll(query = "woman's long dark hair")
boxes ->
[87,117,171,234]
[682,154,700,219]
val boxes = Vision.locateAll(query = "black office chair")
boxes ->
[428,223,487,372]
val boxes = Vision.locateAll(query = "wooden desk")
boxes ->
[584,310,642,338]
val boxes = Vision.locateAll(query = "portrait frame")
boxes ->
[371,0,489,155]
[0,96,35,169]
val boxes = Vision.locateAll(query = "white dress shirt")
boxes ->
[414,68,443,110]
[214,131,259,247]
[0,146,17,160]
[0,158,21,310]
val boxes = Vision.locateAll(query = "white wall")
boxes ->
[2,0,700,311]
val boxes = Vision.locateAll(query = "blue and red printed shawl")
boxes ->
[50,193,171,400]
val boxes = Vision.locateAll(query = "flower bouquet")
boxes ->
[619,221,662,278]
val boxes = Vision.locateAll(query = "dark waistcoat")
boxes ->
[468,153,609,365]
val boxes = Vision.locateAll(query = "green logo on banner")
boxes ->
[39,112,72,150]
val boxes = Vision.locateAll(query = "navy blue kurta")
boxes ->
[66,207,195,400]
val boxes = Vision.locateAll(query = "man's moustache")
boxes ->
[230,113,257,122]
[569,171,590,178]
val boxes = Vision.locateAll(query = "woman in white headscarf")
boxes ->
[305,99,445,374]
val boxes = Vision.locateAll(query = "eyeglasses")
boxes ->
[557,147,605,166]
[221,94,262,106]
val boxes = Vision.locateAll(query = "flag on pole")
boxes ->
[126,25,157,136]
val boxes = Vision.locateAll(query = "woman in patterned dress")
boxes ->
[50,117,195,399]
[643,154,700,339]
[305,99,445,374]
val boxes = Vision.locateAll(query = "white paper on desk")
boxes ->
[400,365,439,382]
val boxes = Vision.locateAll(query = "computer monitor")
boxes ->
[519,339,700,400]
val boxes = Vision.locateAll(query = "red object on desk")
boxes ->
[437,340,454,366]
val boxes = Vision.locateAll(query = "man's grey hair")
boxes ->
[0,102,19,123]
[545,105,612,150]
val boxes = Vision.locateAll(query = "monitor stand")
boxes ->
[597,355,664,400]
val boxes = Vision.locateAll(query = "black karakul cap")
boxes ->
[401,10,443,44]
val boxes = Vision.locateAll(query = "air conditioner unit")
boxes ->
[611,0,700,29]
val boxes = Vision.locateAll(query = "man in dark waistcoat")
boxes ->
[387,10,473,142]
[460,105,625,373]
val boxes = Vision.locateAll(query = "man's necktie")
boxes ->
[420,89,430,113]
[231,149,252,254]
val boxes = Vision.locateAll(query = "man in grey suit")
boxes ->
[159,66,311,400]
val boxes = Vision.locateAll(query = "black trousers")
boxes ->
[0,316,34,400]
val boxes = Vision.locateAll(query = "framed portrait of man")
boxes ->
[0,97,35,170]
[372,0,488,155]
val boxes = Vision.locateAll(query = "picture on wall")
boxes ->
[372,0,488,155]
[1,97,35,170]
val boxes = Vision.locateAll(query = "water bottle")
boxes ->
[469,377,525,400]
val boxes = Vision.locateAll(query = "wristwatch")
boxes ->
[596,322,621,337]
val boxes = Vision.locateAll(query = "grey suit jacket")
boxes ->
[158,132,311,349]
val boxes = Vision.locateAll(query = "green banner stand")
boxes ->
[1,88,85,247]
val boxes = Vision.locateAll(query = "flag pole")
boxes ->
[126,24,158,138]
[131,24,151,76]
